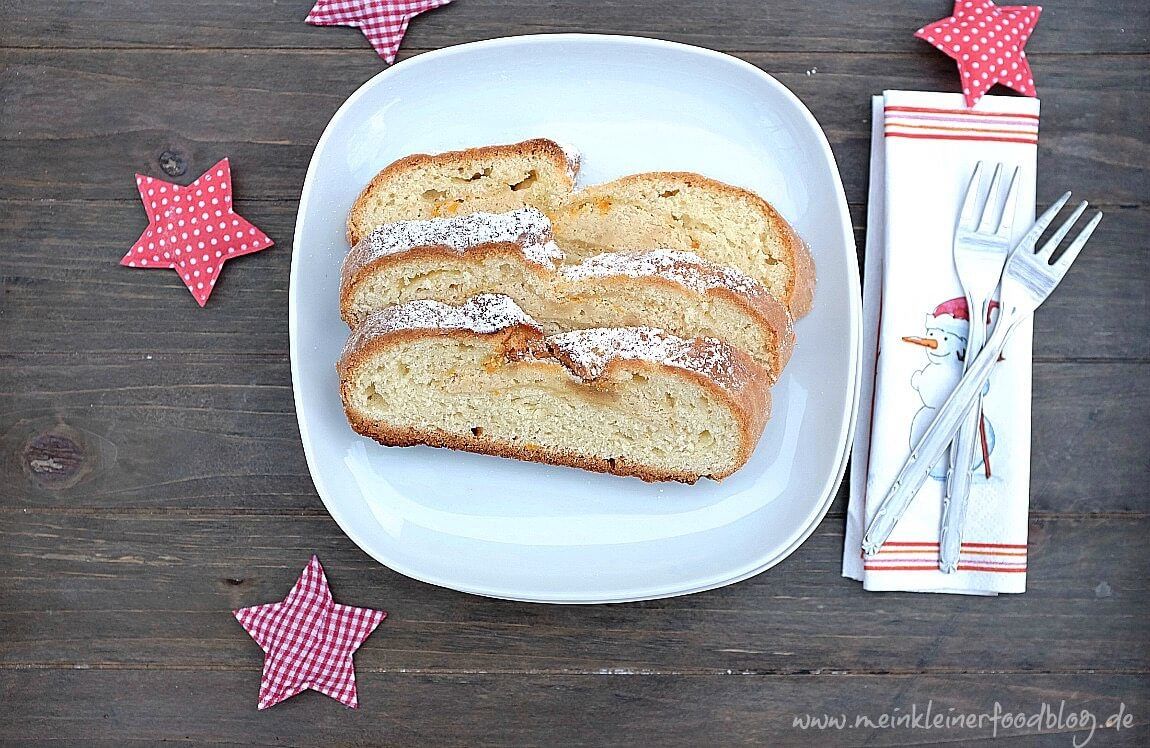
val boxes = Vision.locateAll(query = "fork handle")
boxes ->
[939,300,992,572]
[861,308,1021,557]
[939,394,984,572]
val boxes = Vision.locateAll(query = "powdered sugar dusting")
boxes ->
[550,139,582,182]
[344,295,753,393]
[357,207,563,270]
[562,249,767,299]
[532,239,564,266]
[344,294,539,355]
[547,326,746,390]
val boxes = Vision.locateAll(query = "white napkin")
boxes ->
[843,90,1040,595]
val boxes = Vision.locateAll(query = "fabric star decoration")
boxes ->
[306,0,454,64]
[915,0,1042,107]
[233,556,386,710]
[121,159,273,306]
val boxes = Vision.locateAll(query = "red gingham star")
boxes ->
[306,0,454,64]
[120,159,273,306]
[233,556,386,710]
[915,0,1042,107]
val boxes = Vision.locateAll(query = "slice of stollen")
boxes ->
[346,138,579,246]
[551,172,815,317]
[340,208,794,380]
[337,294,771,483]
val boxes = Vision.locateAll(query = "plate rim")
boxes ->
[289,33,862,604]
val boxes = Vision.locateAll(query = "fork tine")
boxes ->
[958,161,985,231]
[977,163,1005,233]
[1019,192,1072,251]
[1037,201,1089,260]
[995,166,1021,238]
[1053,211,1103,269]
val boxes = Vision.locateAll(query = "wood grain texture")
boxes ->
[1,669,1146,745]
[0,356,1146,512]
[1,49,1146,203]
[1,512,1147,674]
[1,200,1146,360]
[2,0,1146,53]
[0,0,1148,742]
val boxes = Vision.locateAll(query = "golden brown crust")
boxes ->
[774,213,816,319]
[336,323,542,381]
[590,354,770,476]
[559,250,796,376]
[339,241,556,326]
[340,234,795,379]
[337,325,771,483]
[706,284,795,375]
[563,171,816,317]
[345,414,713,483]
[342,410,709,484]
[346,138,578,245]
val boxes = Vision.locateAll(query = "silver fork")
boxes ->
[862,195,1102,558]
[938,162,1020,573]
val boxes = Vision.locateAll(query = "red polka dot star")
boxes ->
[915,0,1042,107]
[120,158,273,306]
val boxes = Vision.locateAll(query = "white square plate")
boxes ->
[291,35,861,603]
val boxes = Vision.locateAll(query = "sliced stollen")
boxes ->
[339,208,795,379]
[551,172,816,317]
[337,294,771,483]
[346,138,579,245]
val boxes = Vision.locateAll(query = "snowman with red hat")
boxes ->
[902,297,998,480]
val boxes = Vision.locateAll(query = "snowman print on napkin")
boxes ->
[902,297,999,480]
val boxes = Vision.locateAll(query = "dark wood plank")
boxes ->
[0,50,1146,204]
[0,668,1146,746]
[2,187,1148,513]
[0,199,294,355]
[2,198,1146,361]
[1027,363,1150,510]
[0,6,1146,743]
[2,0,1146,53]
[1,512,1147,673]
[0,356,1146,512]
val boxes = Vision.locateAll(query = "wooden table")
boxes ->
[2,2,1146,744]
